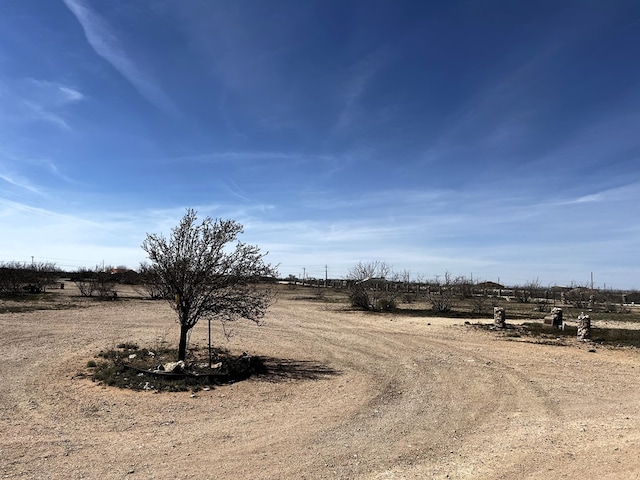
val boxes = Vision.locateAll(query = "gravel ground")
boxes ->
[1,287,639,479]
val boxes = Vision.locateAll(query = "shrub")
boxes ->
[346,261,399,312]
[375,297,396,311]
[349,285,371,310]
[0,261,60,294]
[426,272,460,313]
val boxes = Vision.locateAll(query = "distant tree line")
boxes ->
[0,261,60,294]
[339,261,640,314]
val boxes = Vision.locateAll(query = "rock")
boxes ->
[543,307,563,328]
[550,307,563,327]
[163,361,185,373]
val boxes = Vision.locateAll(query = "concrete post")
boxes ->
[577,312,591,340]
[494,307,506,328]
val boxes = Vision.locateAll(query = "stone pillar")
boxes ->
[550,307,563,328]
[577,312,591,340]
[494,307,506,328]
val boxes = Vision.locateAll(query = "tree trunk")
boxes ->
[178,323,190,361]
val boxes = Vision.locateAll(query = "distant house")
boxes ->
[109,268,132,275]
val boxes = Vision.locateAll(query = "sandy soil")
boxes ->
[1,287,639,479]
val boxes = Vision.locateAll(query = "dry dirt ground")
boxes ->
[1,286,640,479]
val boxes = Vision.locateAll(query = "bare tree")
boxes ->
[469,290,490,315]
[348,260,392,281]
[427,272,460,313]
[346,261,396,311]
[94,265,118,299]
[141,209,277,361]
[71,266,118,298]
[137,262,168,299]
[519,278,543,303]
[0,261,27,293]
[72,267,97,297]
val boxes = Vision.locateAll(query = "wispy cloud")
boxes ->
[0,172,42,195]
[26,79,85,106]
[334,47,390,133]
[58,86,85,103]
[160,150,345,176]
[221,178,251,202]
[22,100,72,130]
[0,199,143,268]
[42,159,75,185]
[61,0,177,115]
[173,151,306,163]
[0,200,280,269]
[558,181,640,205]
[0,198,88,223]
[300,188,455,212]
[0,78,84,130]
[0,145,76,195]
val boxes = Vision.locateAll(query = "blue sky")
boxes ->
[1,1,639,288]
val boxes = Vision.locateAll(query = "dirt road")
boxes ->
[1,290,639,479]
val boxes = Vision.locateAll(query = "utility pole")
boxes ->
[325,265,328,288]
[302,267,306,286]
